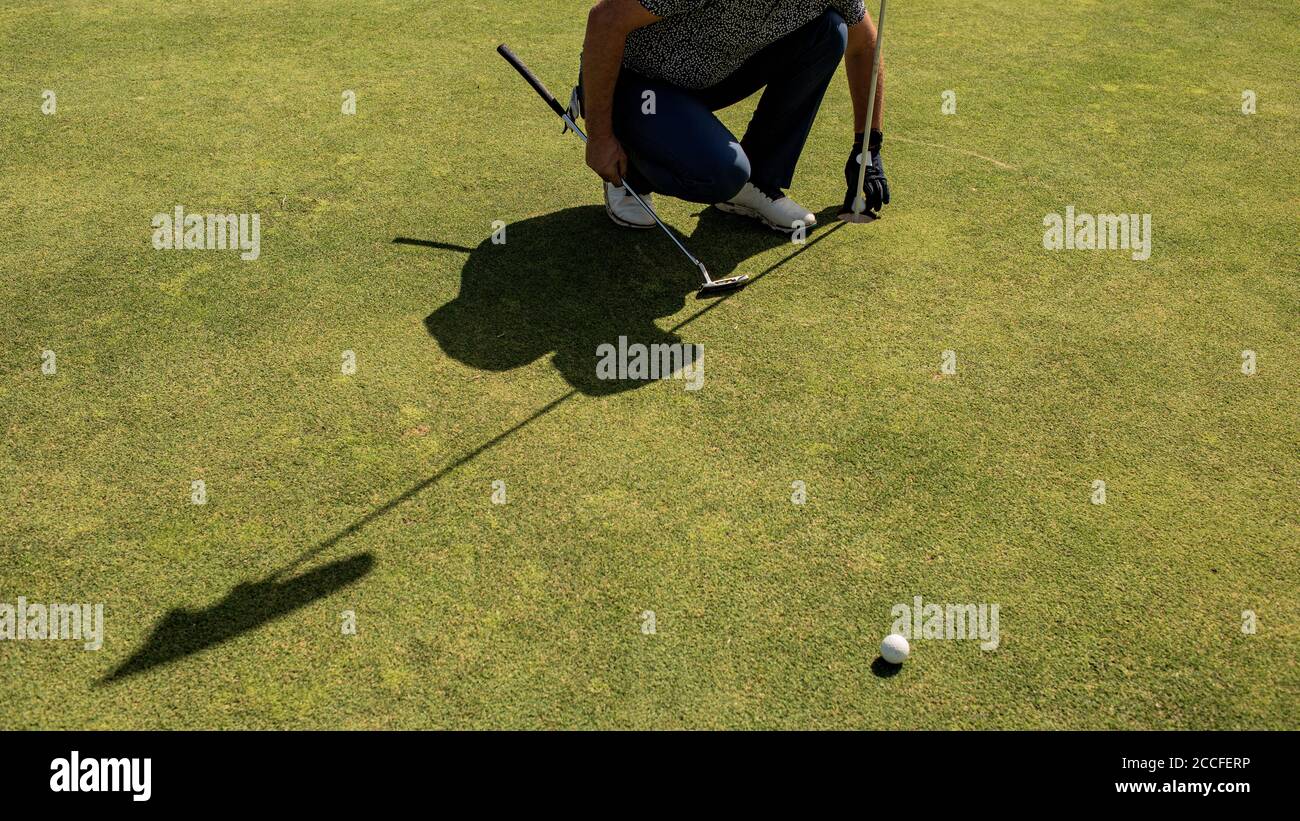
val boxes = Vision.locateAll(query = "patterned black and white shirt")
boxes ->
[625,0,866,90]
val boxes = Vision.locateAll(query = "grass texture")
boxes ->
[0,0,1296,728]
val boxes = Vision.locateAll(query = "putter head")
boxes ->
[696,262,749,296]
[698,274,749,296]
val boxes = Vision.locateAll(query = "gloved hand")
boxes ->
[841,130,889,217]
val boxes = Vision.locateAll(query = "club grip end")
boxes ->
[497,43,567,117]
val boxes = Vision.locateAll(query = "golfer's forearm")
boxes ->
[847,55,885,132]
[845,22,885,133]
[582,1,659,139]
[582,13,626,139]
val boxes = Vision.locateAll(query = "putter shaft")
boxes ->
[561,113,713,279]
[498,44,743,292]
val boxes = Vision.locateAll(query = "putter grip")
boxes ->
[497,44,567,118]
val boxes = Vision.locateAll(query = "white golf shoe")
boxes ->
[716,182,816,233]
[604,183,655,229]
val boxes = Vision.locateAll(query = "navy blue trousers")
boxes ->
[612,9,848,203]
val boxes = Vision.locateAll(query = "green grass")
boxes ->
[1,0,1296,729]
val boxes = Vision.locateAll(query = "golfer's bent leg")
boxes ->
[705,10,848,192]
[612,74,751,204]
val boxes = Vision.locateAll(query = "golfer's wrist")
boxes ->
[854,129,884,152]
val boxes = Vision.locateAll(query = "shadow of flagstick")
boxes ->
[101,222,848,684]
[680,218,846,316]
[98,391,579,685]
[99,390,579,685]
[99,553,376,684]
[272,389,580,579]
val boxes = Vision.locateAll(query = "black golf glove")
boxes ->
[841,130,889,217]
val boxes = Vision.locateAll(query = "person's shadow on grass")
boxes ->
[416,205,832,395]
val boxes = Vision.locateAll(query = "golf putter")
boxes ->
[841,0,886,223]
[497,44,748,294]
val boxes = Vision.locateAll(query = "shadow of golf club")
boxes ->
[392,237,476,253]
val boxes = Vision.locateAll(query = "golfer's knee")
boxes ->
[718,149,752,200]
[687,145,750,202]
[822,10,848,56]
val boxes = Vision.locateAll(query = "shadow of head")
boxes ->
[422,205,794,395]
[99,553,375,685]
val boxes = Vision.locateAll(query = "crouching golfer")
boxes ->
[578,0,890,233]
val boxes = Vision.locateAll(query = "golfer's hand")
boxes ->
[841,132,890,216]
[586,134,628,186]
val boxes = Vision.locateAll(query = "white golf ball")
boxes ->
[880,634,910,665]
